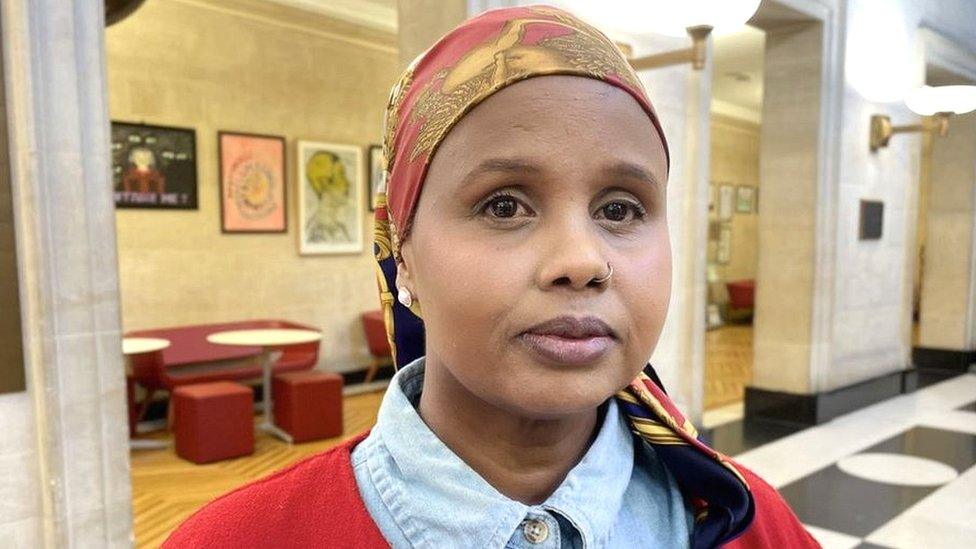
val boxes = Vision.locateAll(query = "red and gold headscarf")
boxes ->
[371,6,773,548]
[373,4,671,361]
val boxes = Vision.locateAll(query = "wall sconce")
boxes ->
[629,26,714,71]
[870,85,976,151]
[624,0,761,71]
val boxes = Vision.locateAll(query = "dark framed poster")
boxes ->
[111,121,198,209]
[218,131,287,233]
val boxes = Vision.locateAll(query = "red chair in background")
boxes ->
[360,310,392,383]
[126,319,321,423]
[725,279,756,310]
[126,349,165,437]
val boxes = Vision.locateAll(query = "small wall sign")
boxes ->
[859,200,884,240]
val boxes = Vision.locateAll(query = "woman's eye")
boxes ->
[597,200,646,223]
[482,194,526,219]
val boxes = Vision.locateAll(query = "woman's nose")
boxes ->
[535,214,608,291]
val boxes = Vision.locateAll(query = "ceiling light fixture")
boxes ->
[622,0,761,71]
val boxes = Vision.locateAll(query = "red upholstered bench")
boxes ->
[172,382,254,464]
[125,319,321,423]
[272,371,343,443]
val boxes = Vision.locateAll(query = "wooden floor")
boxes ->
[704,324,754,410]
[130,389,384,548]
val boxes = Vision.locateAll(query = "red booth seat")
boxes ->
[125,319,321,422]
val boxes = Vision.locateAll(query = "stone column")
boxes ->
[1,0,132,546]
[751,22,824,398]
[917,111,976,368]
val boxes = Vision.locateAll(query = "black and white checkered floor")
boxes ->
[703,373,976,548]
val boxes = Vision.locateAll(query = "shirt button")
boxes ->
[522,518,549,544]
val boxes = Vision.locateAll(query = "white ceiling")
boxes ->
[711,26,765,123]
[262,0,397,32]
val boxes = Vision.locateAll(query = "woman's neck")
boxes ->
[417,359,602,505]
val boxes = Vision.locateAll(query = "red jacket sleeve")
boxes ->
[162,435,389,548]
[722,461,821,548]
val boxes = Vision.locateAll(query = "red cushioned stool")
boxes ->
[172,381,254,464]
[272,371,343,443]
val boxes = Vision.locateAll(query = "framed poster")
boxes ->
[297,140,363,255]
[736,185,756,214]
[367,145,385,212]
[111,122,198,209]
[718,184,734,221]
[219,131,287,233]
[717,225,732,264]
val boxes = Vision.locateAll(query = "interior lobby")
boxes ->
[1,0,976,547]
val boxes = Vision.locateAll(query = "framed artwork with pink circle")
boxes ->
[218,131,287,233]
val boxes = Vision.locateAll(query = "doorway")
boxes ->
[700,0,835,436]
[703,25,764,420]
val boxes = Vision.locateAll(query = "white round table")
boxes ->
[123,337,170,360]
[122,337,171,450]
[207,329,323,443]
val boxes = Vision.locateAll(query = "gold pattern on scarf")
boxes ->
[384,65,415,177]
[407,8,645,162]
[620,375,750,489]
[373,193,393,261]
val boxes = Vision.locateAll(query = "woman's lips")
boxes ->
[518,332,613,365]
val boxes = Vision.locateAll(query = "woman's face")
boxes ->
[398,75,670,419]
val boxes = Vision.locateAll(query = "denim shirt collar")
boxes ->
[367,356,635,548]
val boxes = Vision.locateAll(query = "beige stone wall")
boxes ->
[106,0,399,373]
[827,0,976,391]
[709,113,760,286]
[752,21,822,394]
[397,0,467,69]
[918,112,976,349]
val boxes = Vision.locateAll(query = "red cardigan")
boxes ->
[163,430,819,548]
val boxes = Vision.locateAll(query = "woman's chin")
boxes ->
[488,373,623,420]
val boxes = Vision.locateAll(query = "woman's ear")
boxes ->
[395,239,413,293]
[394,244,419,310]
[395,260,410,290]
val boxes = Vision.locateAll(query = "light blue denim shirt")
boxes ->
[350,356,693,548]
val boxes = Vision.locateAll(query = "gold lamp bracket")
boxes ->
[870,112,951,151]
[628,25,713,71]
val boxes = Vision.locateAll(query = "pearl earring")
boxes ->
[397,287,413,308]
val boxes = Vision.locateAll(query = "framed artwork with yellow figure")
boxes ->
[296,140,363,255]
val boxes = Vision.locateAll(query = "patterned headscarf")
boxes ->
[372,6,754,547]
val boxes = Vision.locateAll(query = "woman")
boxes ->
[165,6,818,548]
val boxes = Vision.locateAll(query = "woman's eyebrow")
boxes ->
[459,157,543,186]
[605,161,662,191]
